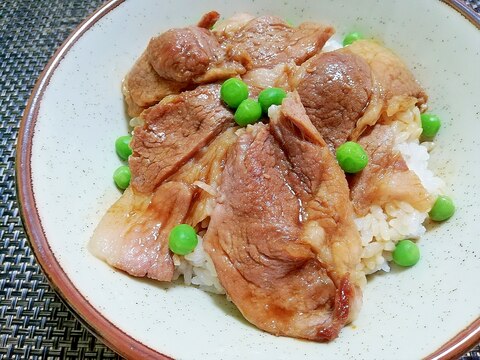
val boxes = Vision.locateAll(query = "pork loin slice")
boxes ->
[123,12,246,117]
[129,84,233,194]
[204,92,363,341]
[349,123,433,216]
[196,10,220,30]
[216,16,334,70]
[122,52,188,118]
[147,26,245,85]
[89,128,238,281]
[345,40,428,139]
[89,182,192,281]
[169,128,239,227]
[294,50,372,150]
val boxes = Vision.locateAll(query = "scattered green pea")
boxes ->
[343,32,363,46]
[169,224,198,255]
[234,99,262,126]
[392,240,420,267]
[220,78,249,109]
[113,165,131,190]
[115,135,133,160]
[258,87,287,113]
[335,141,369,173]
[420,114,441,138]
[429,195,455,221]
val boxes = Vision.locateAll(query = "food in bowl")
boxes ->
[89,11,454,341]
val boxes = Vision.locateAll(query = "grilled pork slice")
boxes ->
[294,50,372,151]
[344,40,428,139]
[124,12,246,117]
[124,13,334,116]
[349,123,433,216]
[89,182,192,281]
[146,27,244,85]
[204,93,363,341]
[89,129,238,281]
[215,15,334,70]
[122,51,188,118]
[129,84,233,194]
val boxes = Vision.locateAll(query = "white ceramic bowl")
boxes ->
[17,0,480,359]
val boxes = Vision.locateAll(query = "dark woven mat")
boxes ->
[0,0,478,359]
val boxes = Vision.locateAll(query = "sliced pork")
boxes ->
[345,40,428,139]
[129,84,234,193]
[123,12,246,117]
[89,182,192,281]
[122,52,187,118]
[147,27,244,84]
[170,128,238,227]
[204,93,363,341]
[123,13,334,117]
[349,123,433,216]
[196,10,220,30]
[294,50,372,150]
[89,128,238,281]
[216,16,334,70]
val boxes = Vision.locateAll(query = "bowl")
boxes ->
[16,0,480,358]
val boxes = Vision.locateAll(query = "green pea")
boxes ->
[420,114,441,138]
[115,135,133,160]
[392,240,420,267]
[429,195,455,221]
[343,32,363,46]
[234,99,262,126]
[335,141,369,173]
[113,165,131,190]
[220,78,249,109]
[169,224,198,255]
[258,87,287,114]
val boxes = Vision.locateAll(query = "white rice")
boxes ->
[172,236,225,294]
[172,104,446,290]
[356,105,445,274]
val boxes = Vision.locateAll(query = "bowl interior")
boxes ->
[27,0,480,358]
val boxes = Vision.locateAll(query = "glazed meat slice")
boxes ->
[123,12,245,117]
[204,93,363,341]
[345,40,428,138]
[349,123,433,216]
[123,52,188,118]
[196,10,220,30]
[89,128,238,281]
[294,50,372,150]
[216,16,334,70]
[170,128,239,227]
[129,84,234,193]
[89,182,192,281]
[147,27,244,84]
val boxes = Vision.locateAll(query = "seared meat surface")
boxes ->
[204,93,363,341]
[349,123,433,216]
[295,50,372,150]
[216,16,334,70]
[147,27,245,84]
[345,40,428,139]
[89,129,237,281]
[122,51,187,118]
[89,182,192,281]
[129,84,233,193]
[123,13,334,116]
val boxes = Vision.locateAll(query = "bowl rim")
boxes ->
[15,0,480,359]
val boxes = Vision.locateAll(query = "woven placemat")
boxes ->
[0,0,478,359]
